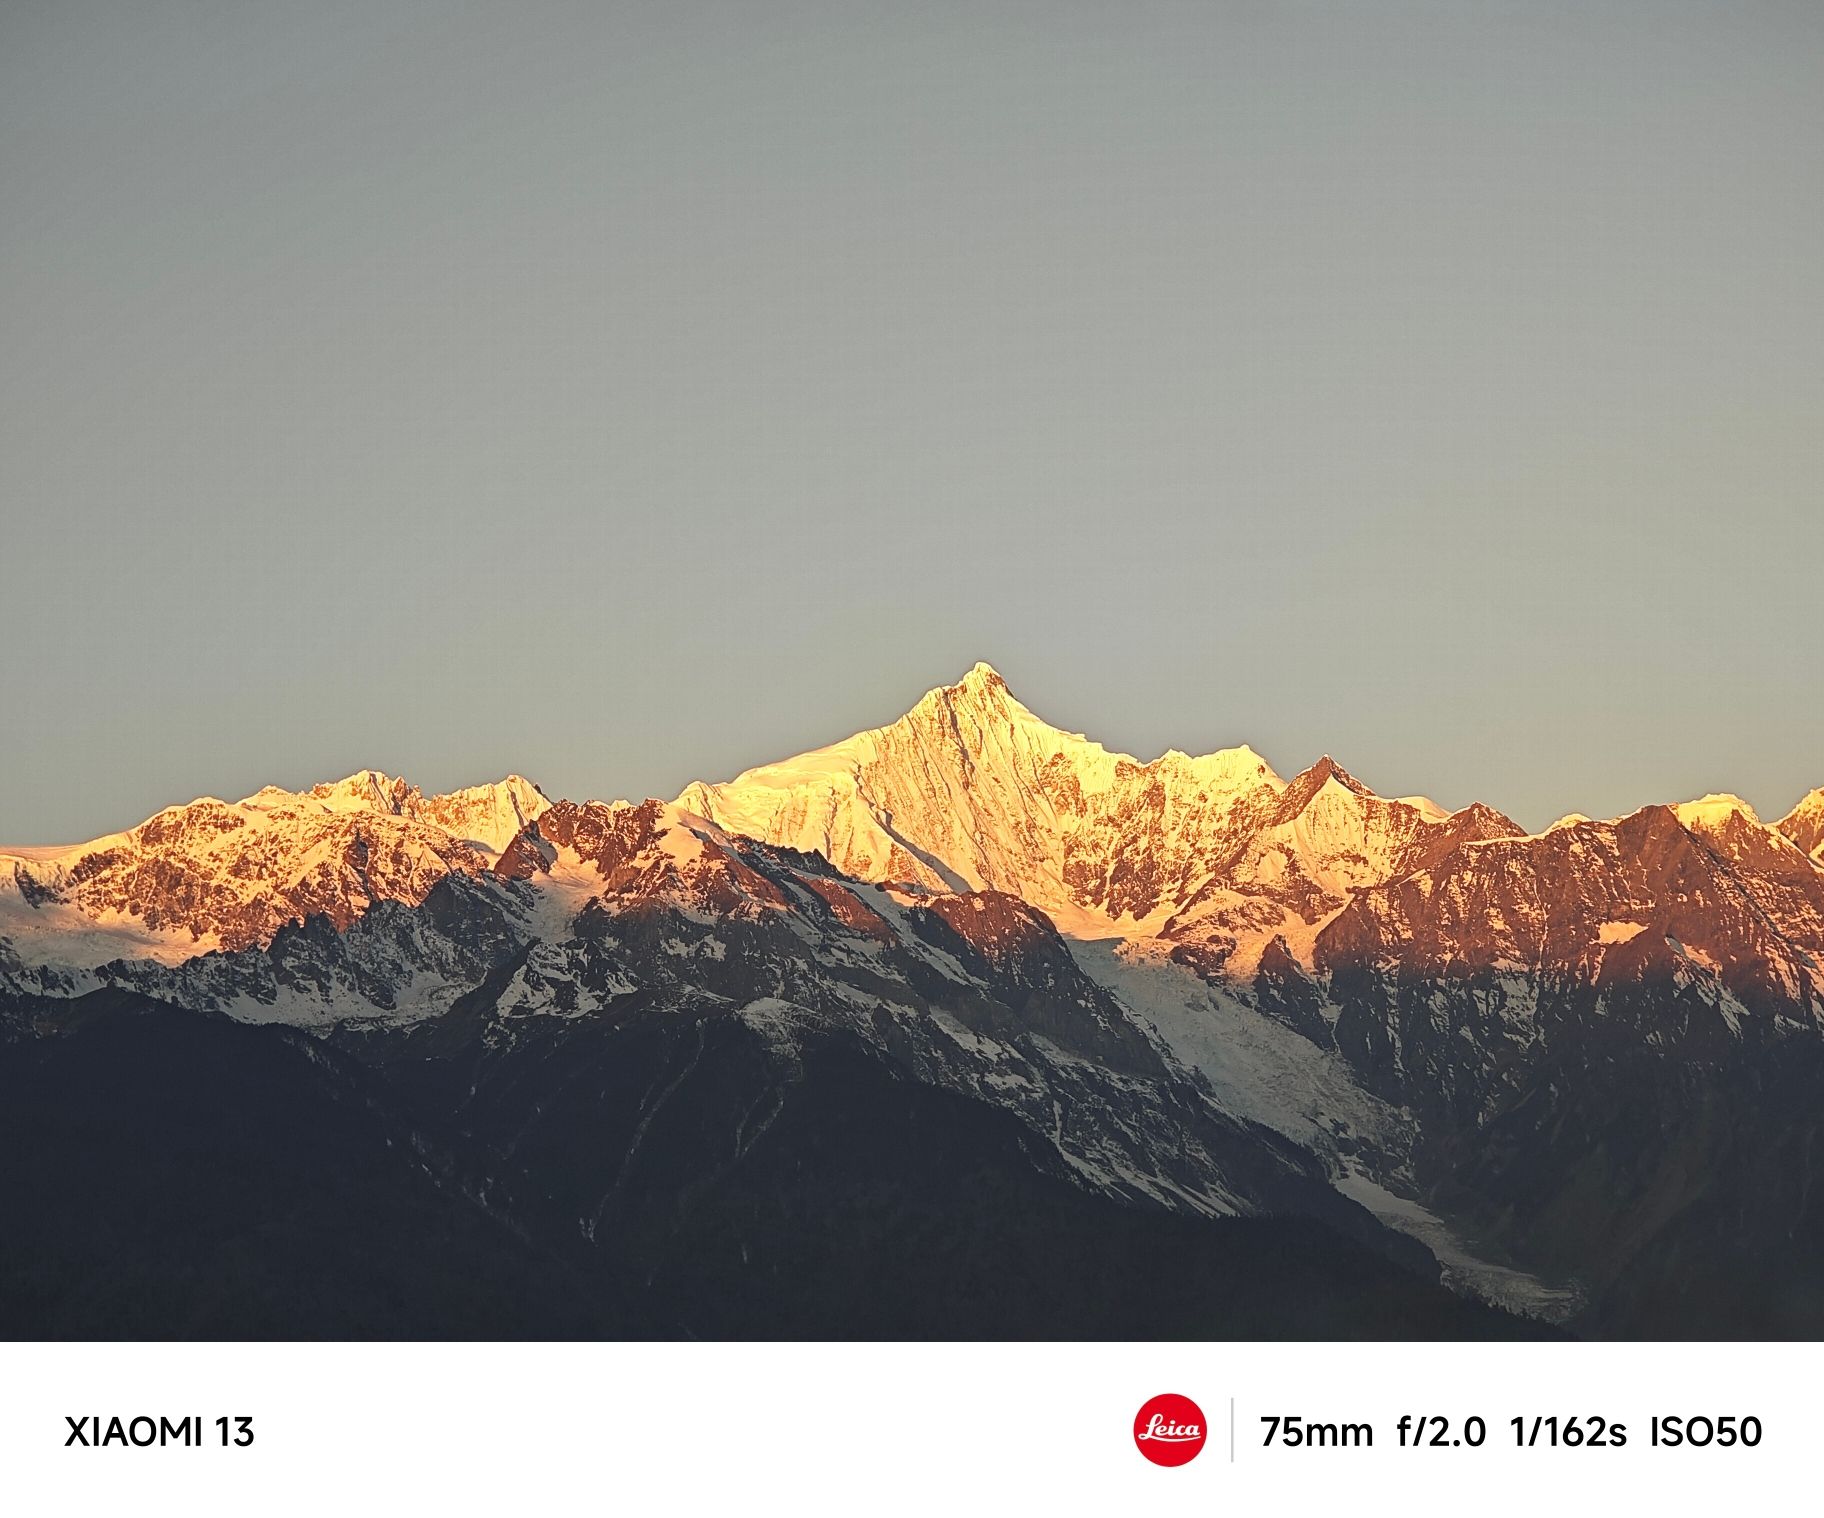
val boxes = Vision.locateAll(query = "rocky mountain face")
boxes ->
[1286,796,1824,1328]
[0,773,546,966]
[4,664,1822,1337]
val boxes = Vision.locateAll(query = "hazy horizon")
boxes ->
[5,2,1821,841]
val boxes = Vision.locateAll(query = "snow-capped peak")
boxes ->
[1777,787,1824,863]
[1674,793,1764,834]
[415,775,552,855]
[679,664,1497,942]
[239,771,549,856]
[957,659,1009,691]
[305,770,417,814]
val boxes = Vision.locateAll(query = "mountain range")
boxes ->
[6,663,1823,1337]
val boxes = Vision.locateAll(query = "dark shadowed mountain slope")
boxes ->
[0,994,1536,1340]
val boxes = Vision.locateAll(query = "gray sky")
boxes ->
[4,1,1821,841]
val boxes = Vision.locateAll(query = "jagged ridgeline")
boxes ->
[6,665,1824,1338]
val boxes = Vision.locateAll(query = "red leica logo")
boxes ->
[1133,1393,1207,1467]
